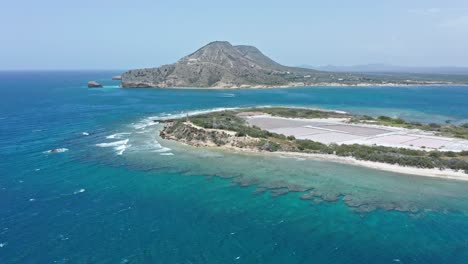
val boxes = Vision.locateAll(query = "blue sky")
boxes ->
[2,0,468,70]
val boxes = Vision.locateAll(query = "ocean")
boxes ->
[1,71,468,263]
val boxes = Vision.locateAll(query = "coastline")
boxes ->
[274,151,468,181]
[169,139,468,181]
[121,83,468,90]
[158,109,468,181]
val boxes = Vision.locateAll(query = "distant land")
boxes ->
[121,41,468,88]
[305,64,468,75]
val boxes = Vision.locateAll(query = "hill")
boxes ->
[121,41,466,88]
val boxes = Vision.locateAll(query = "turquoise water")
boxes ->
[1,71,468,263]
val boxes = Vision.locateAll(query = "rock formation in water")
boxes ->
[88,81,103,88]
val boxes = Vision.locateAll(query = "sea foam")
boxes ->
[43,148,69,154]
[96,139,129,147]
[96,139,130,155]
[106,133,131,139]
[73,188,86,194]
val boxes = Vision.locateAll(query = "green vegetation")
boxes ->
[162,108,468,173]
[242,107,349,119]
[188,111,284,139]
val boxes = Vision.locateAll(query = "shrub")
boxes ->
[445,151,458,157]
[257,140,281,152]
[236,131,246,137]
[394,118,406,124]
[378,116,394,121]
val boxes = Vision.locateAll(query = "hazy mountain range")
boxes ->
[303,64,468,75]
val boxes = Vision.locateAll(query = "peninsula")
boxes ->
[159,107,468,179]
[121,41,468,88]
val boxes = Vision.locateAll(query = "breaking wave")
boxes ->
[96,139,130,155]
[44,148,69,154]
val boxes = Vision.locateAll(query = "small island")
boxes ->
[159,107,468,179]
[88,81,103,88]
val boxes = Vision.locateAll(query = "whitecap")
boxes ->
[82,132,90,136]
[44,148,69,154]
[58,234,69,241]
[219,93,236,98]
[0,242,7,248]
[160,153,174,156]
[106,133,131,139]
[116,144,131,155]
[96,139,129,147]
[153,147,171,153]
[73,188,86,194]
[29,198,36,202]
[132,118,159,130]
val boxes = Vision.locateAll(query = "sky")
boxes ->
[2,0,468,70]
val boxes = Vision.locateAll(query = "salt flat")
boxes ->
[246,116,468,152]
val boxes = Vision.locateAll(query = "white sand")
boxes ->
[274,152,468,181]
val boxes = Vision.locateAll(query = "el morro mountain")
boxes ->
[121,41,462,88]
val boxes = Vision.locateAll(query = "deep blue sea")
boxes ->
[1,71,468,263]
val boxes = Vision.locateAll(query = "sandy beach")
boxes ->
[195,143,468,181]
[273,151,468,181]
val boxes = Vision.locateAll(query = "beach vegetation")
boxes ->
[162,108,468,173]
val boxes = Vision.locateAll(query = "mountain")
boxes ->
[121,42,468,88]
[121,41,320,88]
[306,64,468,75]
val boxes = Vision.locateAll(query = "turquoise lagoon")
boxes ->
[1,71,468,263]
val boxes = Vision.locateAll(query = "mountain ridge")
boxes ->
[306,64,468,75]
[121,41,323,88]
[121,41,467,88]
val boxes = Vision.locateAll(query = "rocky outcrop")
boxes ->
[87,81,103,88]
